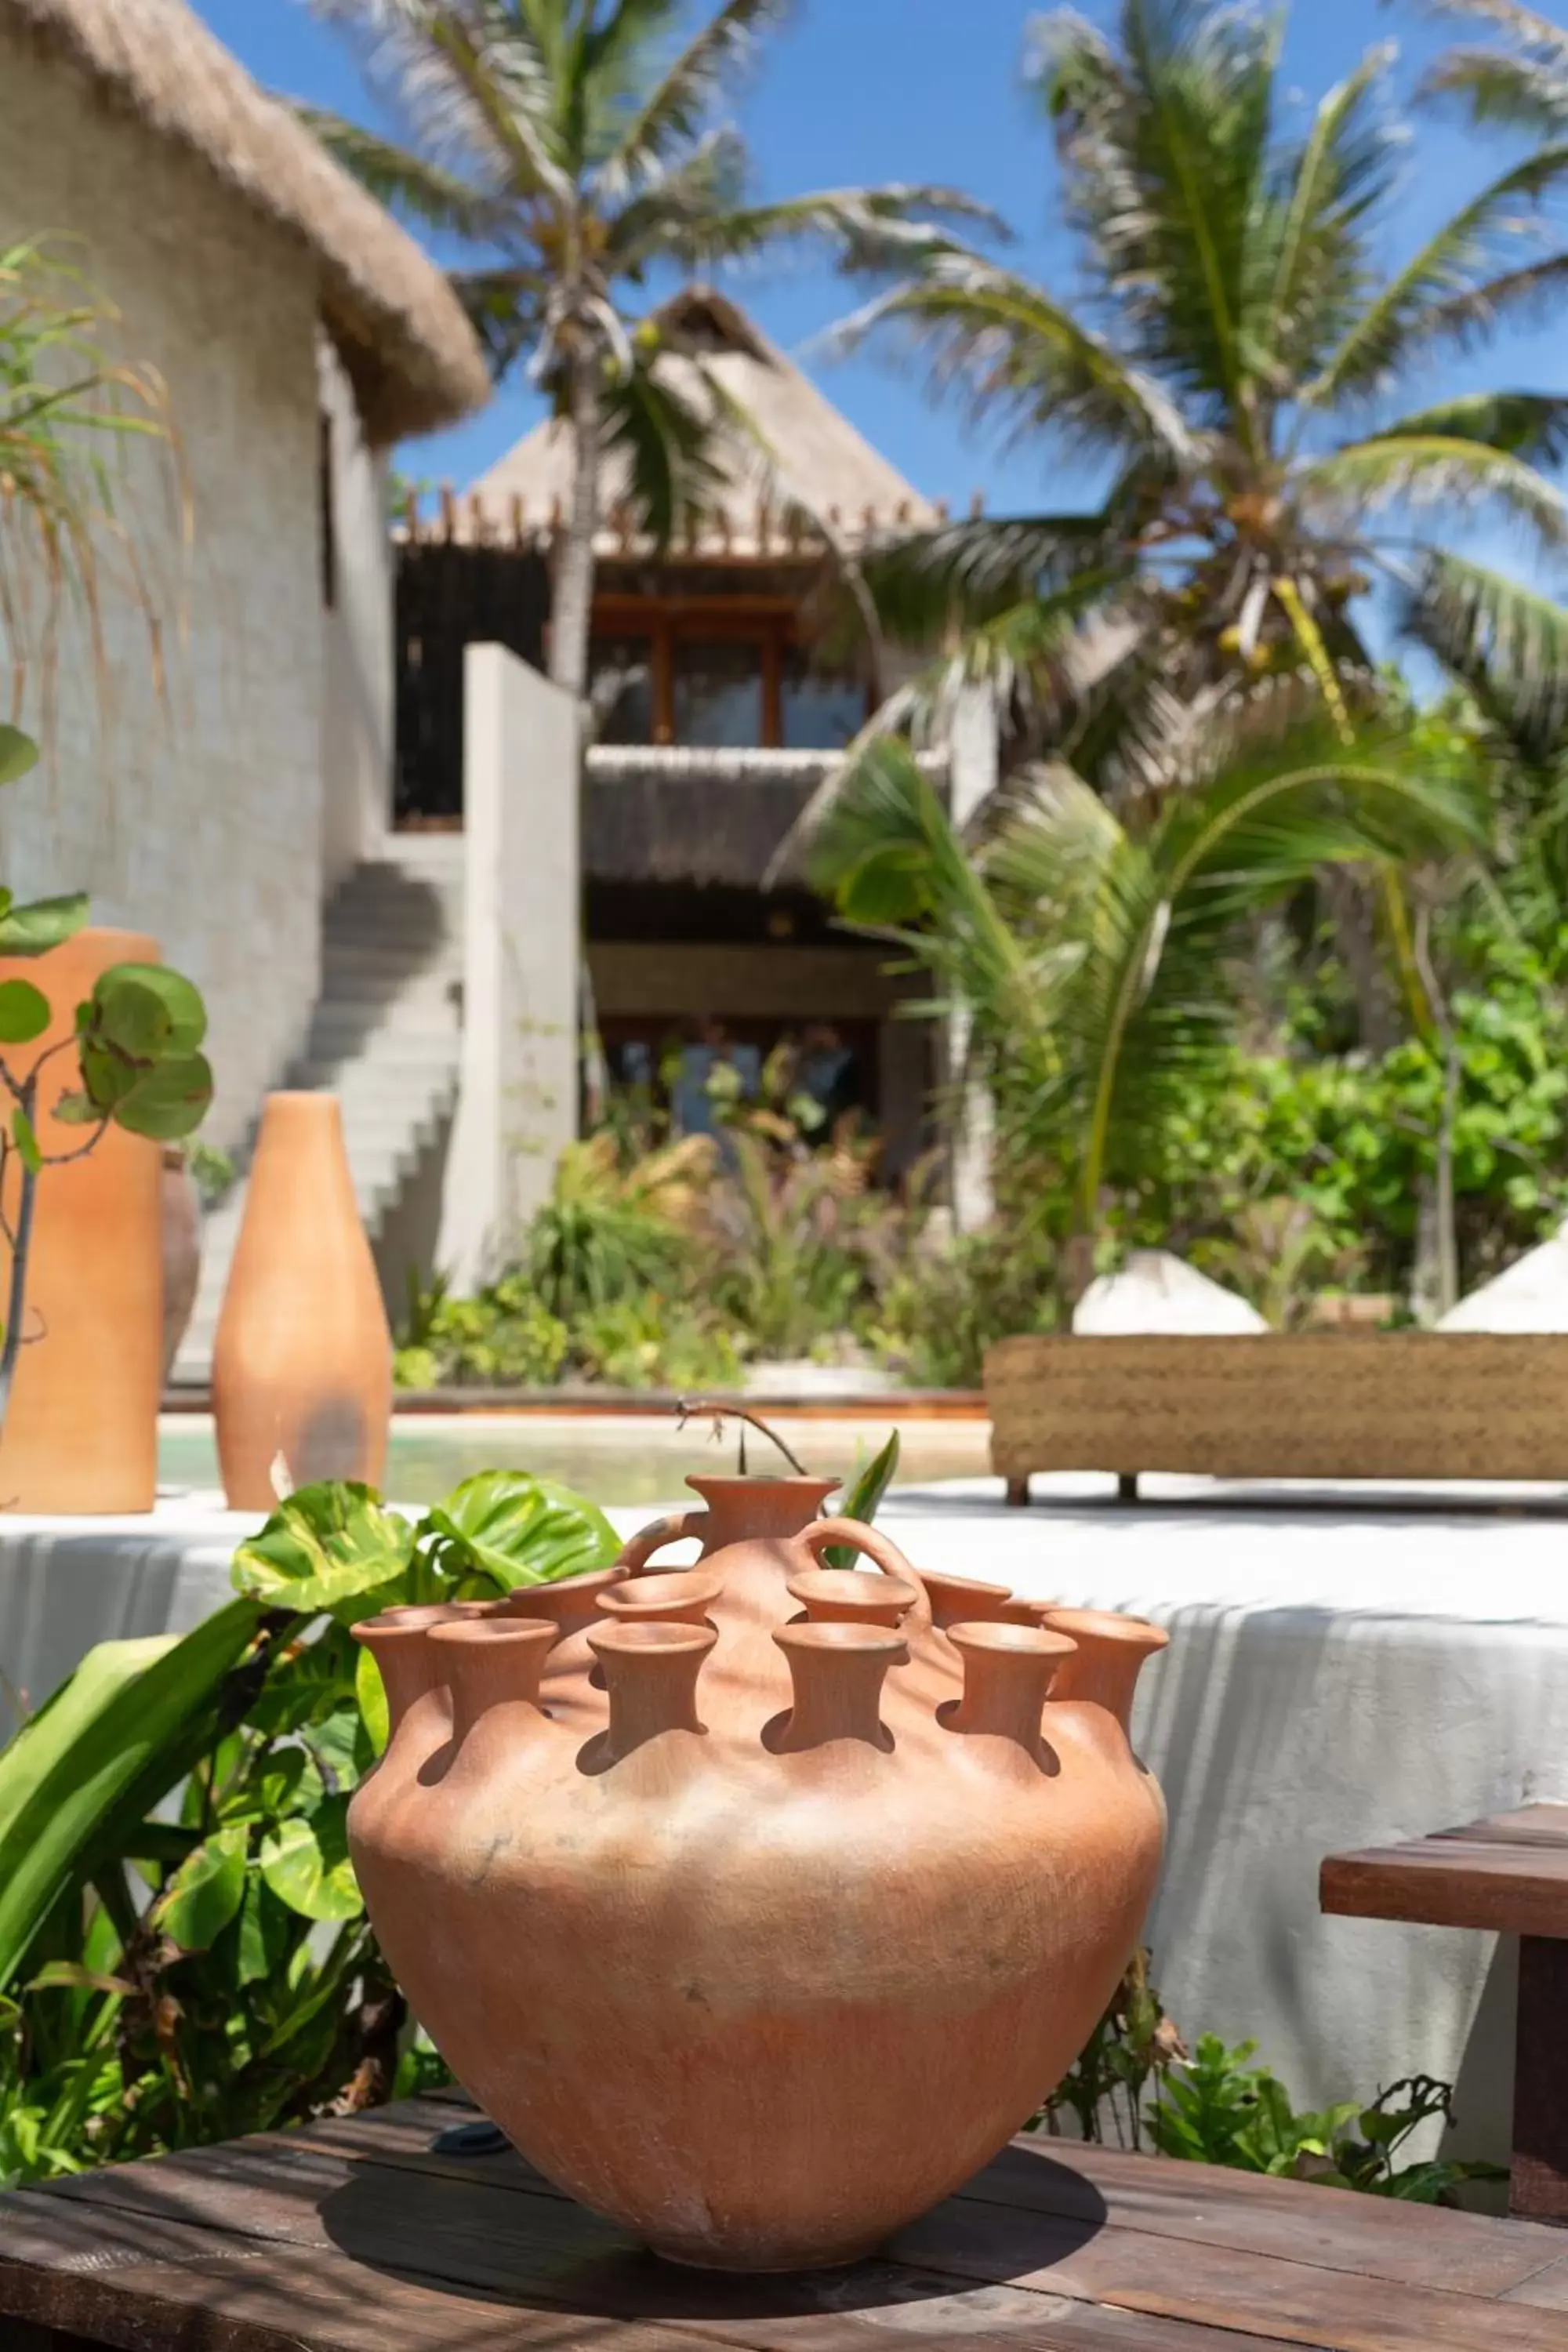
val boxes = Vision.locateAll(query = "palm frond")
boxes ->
[1259,42,1399,389]
[831,252,1195,468]
[1408,0,1568,130]
[602,128,749,270]
[290,103,511,238]
[311,0,569,197]
[653,187,1005,277]
[1422,47,1568,132]
[855,514,1127,645]
[1399,550,1568,754]
[603,0,797,181]
[1305,145,1568,405]
[452,264,550,379]
[1363,390,1568,466]
[1031,0,1283,428]
[597,351,730,548]
[1298,432,1568,546]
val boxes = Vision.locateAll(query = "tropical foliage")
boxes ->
[0,1472,617,2188]
[791,0,1568,1055]
[306,0,987,695]
[815,705,1484,1275]
[0,238,177,722]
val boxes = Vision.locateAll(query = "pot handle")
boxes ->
[615,1509,706,1577]
[794,1519,919,1583]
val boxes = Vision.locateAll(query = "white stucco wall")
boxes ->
[0,37,328,1151]
[321,338,394,889]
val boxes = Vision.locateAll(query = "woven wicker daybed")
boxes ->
[985,1330,1568,1502]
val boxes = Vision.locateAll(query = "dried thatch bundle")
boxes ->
[0,0,489,441]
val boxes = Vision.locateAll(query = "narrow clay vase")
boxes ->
[160,1147,202,1383]
[0,927,162,1513]
[350,1475,1168,2270]
[212,1093,390,1509]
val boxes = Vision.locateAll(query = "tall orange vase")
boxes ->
[0,927,163,1515]
[212,1093,392,1511]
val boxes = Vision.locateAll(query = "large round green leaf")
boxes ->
[0,727,38,786]
[154,1825,249,1953]
[0,980,49,1045]
[259,1800,363,1922]
[0,893,89,958]
[422,1469,619,1592]
[111,1052,214,1141]
[232,1483,416,1616]
[92,962,207,1056]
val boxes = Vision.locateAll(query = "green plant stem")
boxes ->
[0,1120,38,1439]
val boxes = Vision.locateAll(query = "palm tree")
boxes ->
[304,0,988,701]
[813,703,1483,1290]
[796,0,1568,1047]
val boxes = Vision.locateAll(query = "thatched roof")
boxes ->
[463,286,940,557]
[1,0,491,443]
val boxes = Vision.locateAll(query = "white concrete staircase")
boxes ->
[172,835,465,1385]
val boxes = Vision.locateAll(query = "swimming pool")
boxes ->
[157,1410,995,1510]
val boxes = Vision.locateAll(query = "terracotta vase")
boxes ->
[0,927,162,1514]
[212,1092,390,1510]
[350,1476,1168,2271]
[160,1148,202,1384]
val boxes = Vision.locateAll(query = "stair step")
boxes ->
[171,844,473,1387]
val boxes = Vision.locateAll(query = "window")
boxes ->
[780,647,866,751]
[673,638,764,748]
[590,637,655,745]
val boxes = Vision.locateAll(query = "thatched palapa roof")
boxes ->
[0,0,490,443]
[462,287,940,557]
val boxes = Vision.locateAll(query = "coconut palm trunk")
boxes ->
[550,351,602,706]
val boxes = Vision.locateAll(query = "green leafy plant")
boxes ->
[0,725,212,1430]
[0,1468,616,2187]
[1147,2033,1504,2203]
[816,715,1479,1293]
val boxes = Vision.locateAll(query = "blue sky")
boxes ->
[195,0,1566,535]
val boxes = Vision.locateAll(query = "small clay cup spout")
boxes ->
[495,1567,628,1637]
[588,1621,718,1759]
[916,1568,1014,1630]
[1038,1609,1169,1733]
[948,1622,1077,1753]
[773,1623,907,1753]
[428,1619,557,1744]
[353,1602,495,1738]
[786,1566,919,1628]
[597,1570,724,1628]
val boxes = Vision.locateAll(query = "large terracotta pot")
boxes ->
[350,1477,1168,2271]
[0,927,162,1514]
[212,1092,390,1509]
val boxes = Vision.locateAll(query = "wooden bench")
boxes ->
[1323,1802,1568,2227]
[4,2088,1568,2350]
[987,1331,1568,1502]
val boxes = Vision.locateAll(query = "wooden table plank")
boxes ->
[1,2147,1305,2352]
[4,2096,1566,2352]
[281,2103,1566,2302]
[1320,1840,1568,1936]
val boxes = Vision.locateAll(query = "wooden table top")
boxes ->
[4,2090,1568,2352]
[1321,1802,1568,1937]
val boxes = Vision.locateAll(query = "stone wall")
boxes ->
[321,339,394,891]
[0,36,328,1152]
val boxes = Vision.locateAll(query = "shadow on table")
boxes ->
[316,2158,1108,2334]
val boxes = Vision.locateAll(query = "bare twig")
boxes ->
[674,1396,811,1478]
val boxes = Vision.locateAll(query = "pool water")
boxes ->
[157,1412,994,1511]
